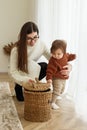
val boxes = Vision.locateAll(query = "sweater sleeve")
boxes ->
[42,42,51,60]
[46,59,57,80]
[66,53,76,61]
[9,47,40,85]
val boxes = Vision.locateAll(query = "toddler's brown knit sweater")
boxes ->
[46,53,76,80]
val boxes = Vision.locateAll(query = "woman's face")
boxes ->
[26,32,39,46]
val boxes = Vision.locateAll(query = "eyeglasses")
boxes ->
[26,36,39,42]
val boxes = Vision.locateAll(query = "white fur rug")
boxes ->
[0,82,23,130]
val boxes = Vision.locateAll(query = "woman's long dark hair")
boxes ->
[17,21,39,73]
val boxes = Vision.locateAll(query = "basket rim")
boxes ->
[24,88,51,93]
[23,81,51,91]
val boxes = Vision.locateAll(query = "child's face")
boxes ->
[51,48,64,59]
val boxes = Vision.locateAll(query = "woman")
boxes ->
[10,21,72,101]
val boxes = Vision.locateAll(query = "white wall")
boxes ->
[0,0,36,72]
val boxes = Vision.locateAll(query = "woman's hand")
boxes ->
[60,63,72,77]
[28,79,35,83]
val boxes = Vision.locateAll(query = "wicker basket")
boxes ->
[24,89,52,122]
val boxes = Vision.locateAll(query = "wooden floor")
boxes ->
[0,73,87,130]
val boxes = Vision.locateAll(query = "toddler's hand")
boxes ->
[47,79,52,84]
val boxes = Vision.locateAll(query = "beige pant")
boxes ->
[52,78,66,103]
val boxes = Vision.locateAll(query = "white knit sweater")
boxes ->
[9,39,50,85]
